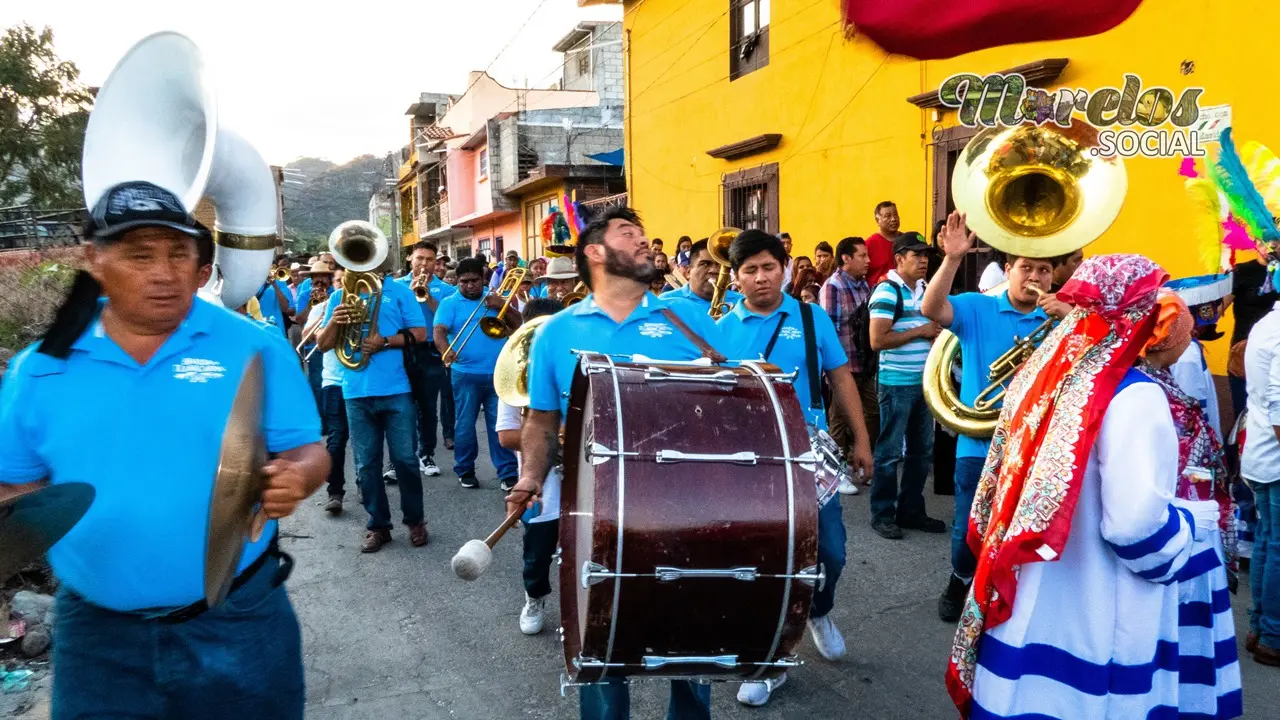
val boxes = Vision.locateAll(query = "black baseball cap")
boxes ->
[892,231,929,255]
[88,181,208,243]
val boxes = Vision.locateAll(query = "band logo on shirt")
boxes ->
[779,326,802,341]
[638,322,673,339]
[173,358,226,383]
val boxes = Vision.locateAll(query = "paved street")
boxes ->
[281,424,1279,720]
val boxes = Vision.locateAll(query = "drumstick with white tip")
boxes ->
[451,503,527,581]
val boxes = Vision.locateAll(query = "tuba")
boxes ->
[493,314,554,407]
[328,220,389,371]
[82,31,279,312]
[922,119,1126,438]
[707,227,740,319]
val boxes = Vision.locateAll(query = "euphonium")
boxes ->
[493,314,553,407]
[706,227,740,319]
[82,31,279,312]
[328,220,389,371]
[922,119,1127,438]
[562,281,588,305]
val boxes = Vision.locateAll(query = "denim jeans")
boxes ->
[321,385,349,498]
[1250,480,1280,649]
[51,556,303,720]
[306,352,323,410]
[346,392,423,530]
[408,346,448,460]
[812,496,846,619]
[870,383,935,524]
[441,368,456,440]
[580,678,711,720]
[522,519,559,598]
[950,457,986,579]
[451,370,518,479]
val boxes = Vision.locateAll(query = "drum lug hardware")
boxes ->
[642,654,739,670]
[575,655,624,669]
[754,656,802,668]
[797,564,826,592]
[654,566,759,582]
[655,450,758,465]
[644,367,740,385]
[795,450,818,471]
[580,561,634,588]
[560,673,587,696]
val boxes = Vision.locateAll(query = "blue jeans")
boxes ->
[347,392,423,530]
[451,370,518,479]
[51,556,303,720]
[441,368,456,440]
[306,352,323,410]
[408,346,447,460]
[950,457,986,579]
[870,383,935,524]
[523,519,559,598]
[579,678,710,720]
[321,385,349,498]
[813,496,846,618]
[1250,481,1280,650]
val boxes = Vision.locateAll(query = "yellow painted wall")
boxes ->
[624,0,1280,372]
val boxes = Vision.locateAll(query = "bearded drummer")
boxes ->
[508,206,723,720]
[714,229,874,708]
[0,182,328,719]
[919,211,1070,623]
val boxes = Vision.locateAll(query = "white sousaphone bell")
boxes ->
[82,31,279,311]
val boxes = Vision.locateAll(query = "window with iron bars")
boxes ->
[722,163,779,234]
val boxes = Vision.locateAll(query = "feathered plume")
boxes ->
[1185,177,1225,273]
[1242,140,1280,218]
[1210,129,1280,252]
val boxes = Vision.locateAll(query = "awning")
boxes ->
[587,148,624,166]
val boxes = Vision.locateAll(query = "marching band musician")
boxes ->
[294,258,336,406]
[0,181,328,719]
[509,206,723,720]
[660,238,744,313]
[315,223,428,552]
[714,229,874,708]
[400,241,456,478]
[257,258,297,337]
[920,211,1070,623]
[434,258,521,491]
[495,297,567,636]
[536,256,581,302]
[303,267,354,515]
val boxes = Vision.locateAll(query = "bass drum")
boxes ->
[559,354,820,684]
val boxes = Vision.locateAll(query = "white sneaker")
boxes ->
[420,457,441,477]
[520,594,546,635]
[808,614,846,660]
[837,477,859,495]
[736,673,787,707]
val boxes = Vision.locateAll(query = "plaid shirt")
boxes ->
[819,268,871,374]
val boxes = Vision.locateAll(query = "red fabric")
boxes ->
[865,233,894,286]
[843,0,1145,60]
[945,254,1167,716]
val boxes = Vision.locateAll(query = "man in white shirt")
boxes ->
[1241,300,1280,666]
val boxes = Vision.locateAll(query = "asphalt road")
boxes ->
[278,422,1279,720]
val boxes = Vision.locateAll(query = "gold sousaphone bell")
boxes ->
[922,119,1127,438]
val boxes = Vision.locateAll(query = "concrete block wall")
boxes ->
[593,23,624,102]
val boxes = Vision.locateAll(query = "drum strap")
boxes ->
[660,309,728,363]
[799,302,822,412]
[762,313,788,360]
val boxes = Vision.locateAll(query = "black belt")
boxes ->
[148,536,293,624]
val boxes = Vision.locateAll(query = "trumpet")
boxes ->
[562,281,588,306]
[272,266,291,282]
[706,227,740,319]
[443,267,525,363]
[411,273,430,301]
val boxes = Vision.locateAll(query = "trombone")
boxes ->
[707,227,740,319]
[444,267,525,362]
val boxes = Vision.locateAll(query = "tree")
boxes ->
[0,24,93,209]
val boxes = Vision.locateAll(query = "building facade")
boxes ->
[622,0,1279,373]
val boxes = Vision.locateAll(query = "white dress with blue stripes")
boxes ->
[970,379,1243,720]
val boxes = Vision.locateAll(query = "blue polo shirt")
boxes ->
[528,294,723,417]
[322,276,424,399]
[255,279,295,336]
[435,292,506,375]
[660,284,744,314]
[294,278,312,308]
[949,290,1050,459]
[396,273,455,328]
[0,298,320,612]
[717,294,848,430]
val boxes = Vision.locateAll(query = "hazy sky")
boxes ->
[2,0,621,165]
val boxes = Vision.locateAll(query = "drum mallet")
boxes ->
[452,502,526,581]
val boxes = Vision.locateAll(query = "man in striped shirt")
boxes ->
[867,232,945,540]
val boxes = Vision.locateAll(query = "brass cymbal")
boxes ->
[0,482,95,581]
[204,353,267,607]
[494,314,553,408]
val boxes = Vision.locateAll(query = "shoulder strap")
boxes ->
[661,308,727,363]
[762,313,789,360]
[799,302,822,412]
[892,281,905,324]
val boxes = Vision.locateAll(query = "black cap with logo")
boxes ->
[891,231,929,255]
[88,181,209,243]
